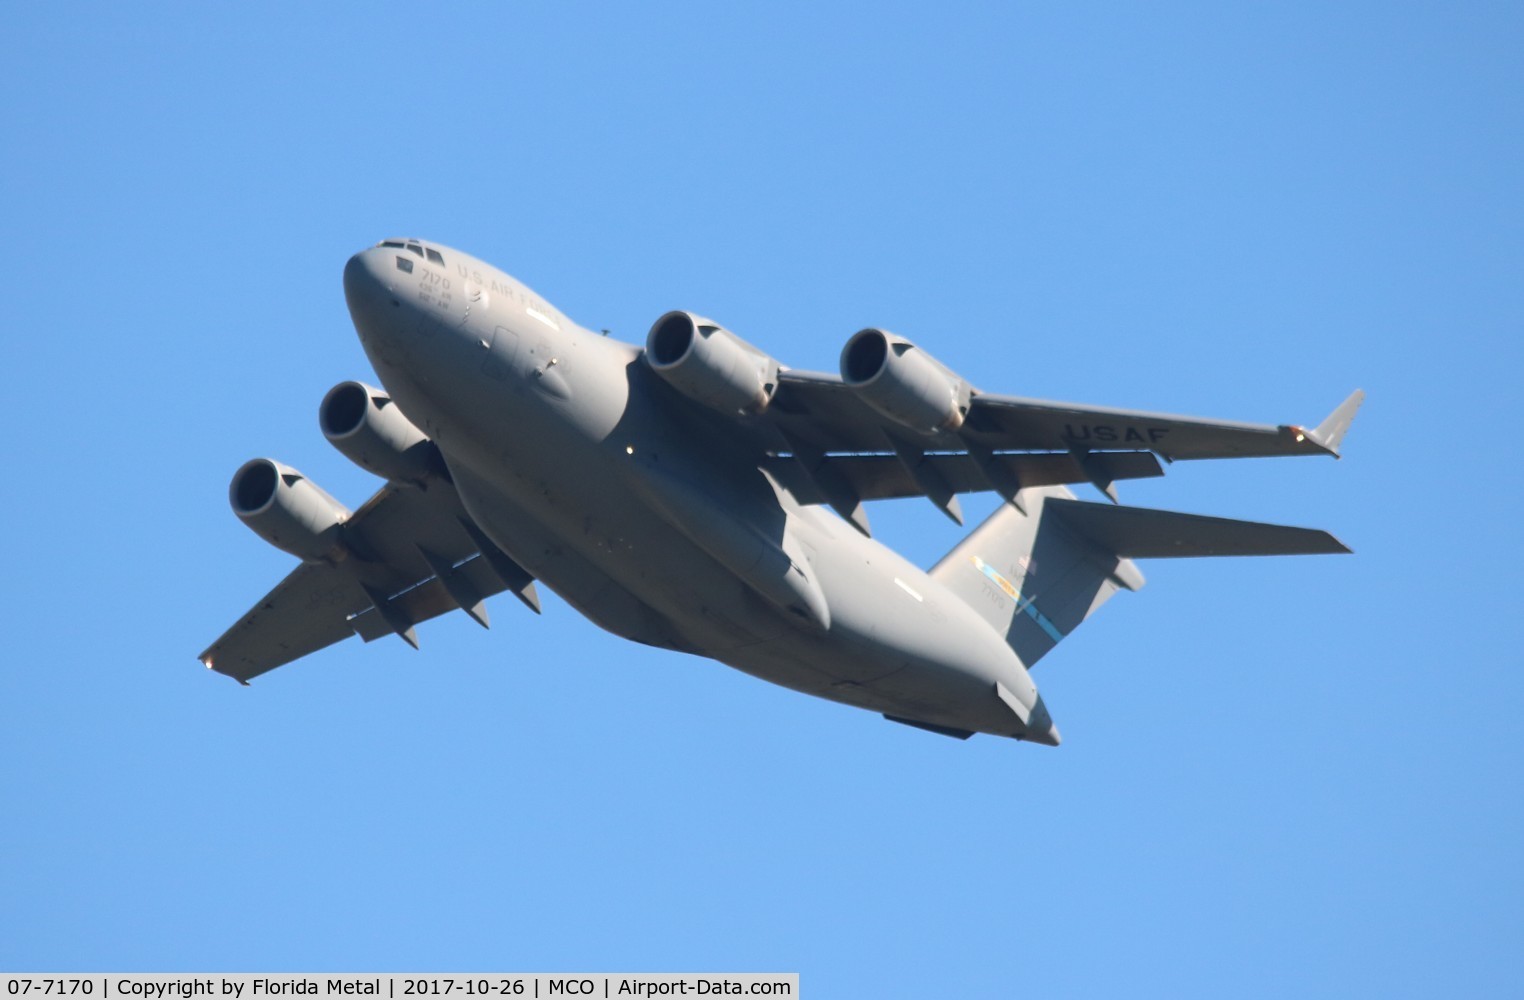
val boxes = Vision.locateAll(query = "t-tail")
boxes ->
[929,486,1350,686]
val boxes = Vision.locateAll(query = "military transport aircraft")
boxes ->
[200,238,1363,745]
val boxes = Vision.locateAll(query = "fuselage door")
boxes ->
[482,325,519,380]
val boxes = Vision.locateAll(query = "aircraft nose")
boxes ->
[343,248,392,315]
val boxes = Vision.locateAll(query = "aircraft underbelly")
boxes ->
[447,432,1027,734]
[439,430,833,683]
[440,425,858,684]
[446,463,684,651]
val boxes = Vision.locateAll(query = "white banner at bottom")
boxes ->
[1,976,798,1000]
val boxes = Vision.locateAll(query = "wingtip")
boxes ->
[198,651,247,683]
[1308,389,1365,456]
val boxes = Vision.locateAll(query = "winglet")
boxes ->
[1304,389,1365,457]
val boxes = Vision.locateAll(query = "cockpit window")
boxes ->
[378,239,444,266]
[395,255,414,274]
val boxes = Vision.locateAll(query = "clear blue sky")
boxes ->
[3,3,1520,996]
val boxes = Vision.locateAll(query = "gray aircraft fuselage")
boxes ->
[342,243,1059,743]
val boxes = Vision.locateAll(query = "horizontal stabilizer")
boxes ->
[1046,498,1351,558]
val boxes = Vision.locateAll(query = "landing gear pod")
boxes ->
[840,328,972,434]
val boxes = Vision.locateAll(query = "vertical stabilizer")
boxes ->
[930,486,1141,670]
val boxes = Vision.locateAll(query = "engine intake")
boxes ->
[229,458,351,563]
[645,311,779,415]
[840,328,971,434]
[320,381,436,483]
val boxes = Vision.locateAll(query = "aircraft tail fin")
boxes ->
[929,487,1350,670]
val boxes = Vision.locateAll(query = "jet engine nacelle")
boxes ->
[840,328,972,434]
[320,380,436,484]
[644,311,780,415]
[229,458,351,563]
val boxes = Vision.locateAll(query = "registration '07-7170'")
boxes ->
[8,984,96,996]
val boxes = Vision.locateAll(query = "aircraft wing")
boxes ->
[199,479,539,684]
[752,371,1362,531]
[764,371,1364,460]
[955,388,1365,460]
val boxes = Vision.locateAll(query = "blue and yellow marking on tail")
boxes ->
[970,555,1066,643]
